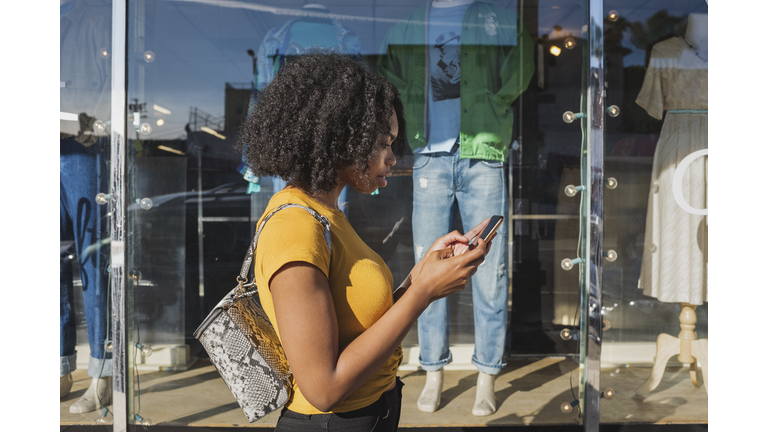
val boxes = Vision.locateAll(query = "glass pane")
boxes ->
[60,0,113,426]
[121,0,590,428]
[600,0,708,424]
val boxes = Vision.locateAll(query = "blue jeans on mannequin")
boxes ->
[412,146,509,375]
[60,137,112,378]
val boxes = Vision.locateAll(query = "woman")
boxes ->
[238,51,494,431]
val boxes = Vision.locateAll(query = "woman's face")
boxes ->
[339,109,398,194]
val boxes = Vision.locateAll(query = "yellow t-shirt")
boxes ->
[253,188,403,414]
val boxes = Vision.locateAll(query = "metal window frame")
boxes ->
[579,0,605,430]
[110,0,129,430]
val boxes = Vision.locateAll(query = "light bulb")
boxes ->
[139,123,152,135]
[560,328,573,340]
[560,400,577,413]
[564,37,577,49]
[139,197,153,210]
[562,111,584,123]
[136,343,153,357]
[130,269,142,280]
[99,47,110,59]
[602,319,611,330]
[607,10,619,22]
[606,105,620,117]
[602,387,615,399]
[134,414,152,426]
[96,408,110,424]
[156,119,164,126]
[94,120,107,133]
[605,177,618,189]
[143,51,155,63]
[95,193,111,205]
[105,340,113,353]
[561,258,574,271]
[605,250,617,262]
[564,184,584,197]
[550,45,562,56]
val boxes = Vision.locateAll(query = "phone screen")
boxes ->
[472,215,504,246]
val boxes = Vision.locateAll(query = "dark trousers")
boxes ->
[275,378,404,432]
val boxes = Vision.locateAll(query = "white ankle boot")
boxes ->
[416,369,444,412]
[60,373,73,398]
[70,376,112,413]
[472,371,497,416]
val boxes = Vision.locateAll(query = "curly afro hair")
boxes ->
[236,50,406,195]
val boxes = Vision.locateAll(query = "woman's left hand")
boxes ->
[408,217,496,283]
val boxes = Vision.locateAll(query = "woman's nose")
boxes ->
[386,148,396,166]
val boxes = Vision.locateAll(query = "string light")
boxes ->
[562,111,584,123]
[561,399,579,413]
[564,184,585,197]
[561,257,583,271]
[136,343,153,357]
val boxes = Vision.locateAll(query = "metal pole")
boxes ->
[110,0,128,430]
[580,0,605,430]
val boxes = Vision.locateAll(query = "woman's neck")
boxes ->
[285,185,343,212]
[685,13,708,60]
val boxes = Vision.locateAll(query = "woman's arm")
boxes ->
[270,240,488,412]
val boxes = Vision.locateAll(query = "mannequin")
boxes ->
[238,3,358,215]
[60,0,113,413]
[634,12,708,394]
[379,0,534,416]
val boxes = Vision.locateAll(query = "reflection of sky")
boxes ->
[130,0,706,141]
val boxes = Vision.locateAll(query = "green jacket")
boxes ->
[378,0,534,162]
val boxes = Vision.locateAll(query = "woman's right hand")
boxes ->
[410,238,488,305]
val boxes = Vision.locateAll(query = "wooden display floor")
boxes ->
[60,357,707,428]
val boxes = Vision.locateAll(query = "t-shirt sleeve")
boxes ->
[635,47,664,120]
[256,207,332,287]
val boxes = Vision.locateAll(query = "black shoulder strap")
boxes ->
[238,203,333,284]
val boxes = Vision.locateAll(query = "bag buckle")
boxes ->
[236,276,248,294]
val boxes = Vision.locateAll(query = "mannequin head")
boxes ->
[685,13,708,56]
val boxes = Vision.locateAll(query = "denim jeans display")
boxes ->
[412,146,509,375]
[60,137,112,378]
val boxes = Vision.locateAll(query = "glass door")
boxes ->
[59,0,116,427]
[599,0,709,426]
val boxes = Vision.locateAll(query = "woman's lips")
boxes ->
[377,172,391,187]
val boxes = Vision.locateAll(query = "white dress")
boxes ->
[636,36,708,305]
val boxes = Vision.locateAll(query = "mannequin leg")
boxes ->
[70,376,113,414]
[417,370,444,413]
[635,333,679,394]
[472,372,497,416]
[412,151,458,411]
[456,158,508,415]
[61,138,112,412]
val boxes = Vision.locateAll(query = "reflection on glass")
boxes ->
[60,0,112,418]
[600,0,708,424]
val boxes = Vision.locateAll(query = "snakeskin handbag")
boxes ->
[193,203,333,422]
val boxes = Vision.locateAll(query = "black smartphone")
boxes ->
[472,215,504,246]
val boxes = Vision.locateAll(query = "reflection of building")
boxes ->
[224,82,251,132]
